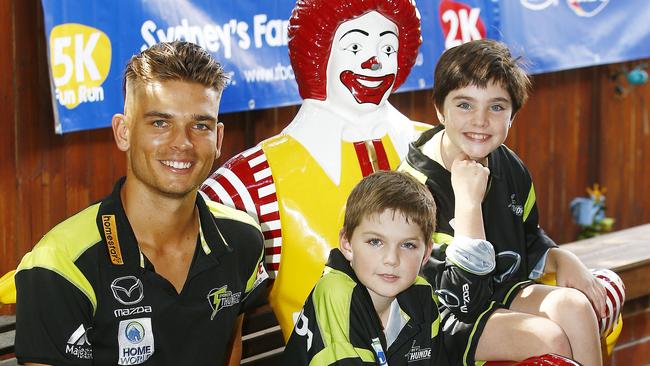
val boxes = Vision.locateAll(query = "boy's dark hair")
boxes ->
[433,39,531,117]
[342,171,436,242]
[123,41,226,96]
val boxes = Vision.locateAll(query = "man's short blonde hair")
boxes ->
[342,171,436,243]
[123,41,226,96]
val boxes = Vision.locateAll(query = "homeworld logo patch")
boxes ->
[508,194,524,217]
[405,340,432,363]
[117,318,154,365]
[66,324,92,360]
[207,285,241,320]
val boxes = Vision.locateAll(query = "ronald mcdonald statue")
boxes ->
[200,0,429,339]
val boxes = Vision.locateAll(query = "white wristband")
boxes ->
[446,236,496,275]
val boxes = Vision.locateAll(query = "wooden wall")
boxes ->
[1,0,649,310]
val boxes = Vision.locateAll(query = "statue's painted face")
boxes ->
[326,11,398,113]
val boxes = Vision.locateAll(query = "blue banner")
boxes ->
[500,0,650,73]
[41,0,650,134]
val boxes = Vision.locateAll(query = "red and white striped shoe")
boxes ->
[592,268,626,337]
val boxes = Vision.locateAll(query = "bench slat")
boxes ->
[562,224,650,271]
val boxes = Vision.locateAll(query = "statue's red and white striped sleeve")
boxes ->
[201,145,282,278]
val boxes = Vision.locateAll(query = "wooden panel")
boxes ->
[2,0,650,318]
[599,62,650,232]
[0,1,16,283]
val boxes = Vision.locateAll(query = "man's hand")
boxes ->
[549,248,607,318]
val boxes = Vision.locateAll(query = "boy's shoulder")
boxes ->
[312,267,358,306]
[492,144,531,178]
[401,276,437,304]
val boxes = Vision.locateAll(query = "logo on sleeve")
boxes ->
[494,251,522,283]
[66,324,92,359]
[111,276,144,305]
[508,194,524,217]
[251,261,269,291]
[207,285,241,320]
[118,318,154,365]
[293,310,314,351]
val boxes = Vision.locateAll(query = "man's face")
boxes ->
[340,210,430,306]
[438,81,513,162]
[120,80,223,198]
[326,11,399,114]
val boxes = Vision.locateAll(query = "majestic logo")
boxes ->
[494,251,522,283]
[508,194,524,217]
[567,0,609,17]
[520,0,559,11]
[207,285,241,320]
[370,338,388,366]
[102,215,123,265]
[66,324,92,359]
[111,276,144,305]
[405,340,432,362]
[118,318,154,365]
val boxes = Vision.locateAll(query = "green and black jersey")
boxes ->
[283,249,451,366]
[401,125,557,294]
[399,125,558,365]
[15,178,268,366]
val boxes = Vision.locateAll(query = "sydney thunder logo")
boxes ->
[207,286,241,320]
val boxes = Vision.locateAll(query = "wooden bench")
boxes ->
[0,315,16,366]
[561,223,650,301]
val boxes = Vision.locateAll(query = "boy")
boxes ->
[284,166,494,365]
[400,39,613,365]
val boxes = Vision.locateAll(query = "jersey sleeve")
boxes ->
[239,229,270,314]
[423,250,494,324]
[15,249,94,365]
[521,179,558,277]
[201,145,283,279]
[283,273,377,365]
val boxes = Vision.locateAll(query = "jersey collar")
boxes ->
[407,124,503,180]
[97,178,232,272]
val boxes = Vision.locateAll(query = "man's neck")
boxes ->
[120,178,198,251]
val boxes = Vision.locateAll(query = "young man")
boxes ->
[200,0,428,339]
[284,165,494,365]
[14,41,268,365]
[400,39,624,365]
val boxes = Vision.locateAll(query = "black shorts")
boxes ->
[438,280,534,366]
